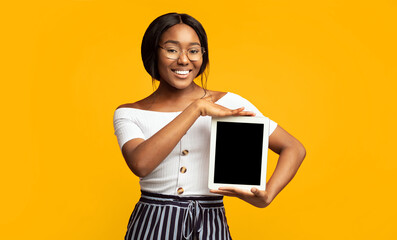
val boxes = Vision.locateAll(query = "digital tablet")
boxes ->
[208,116,270,191]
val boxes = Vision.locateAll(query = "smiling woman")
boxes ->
[141,13,209,89]
[113,12,306,240]
[156,23,204,90]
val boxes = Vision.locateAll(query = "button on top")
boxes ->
[182,150,189,156]
[177,187,184,194]
[180,166,187,173]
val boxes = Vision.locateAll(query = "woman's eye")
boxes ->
[167,49,178,53]
[189,49,200,54]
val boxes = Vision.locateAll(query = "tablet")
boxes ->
[208,116,270,191]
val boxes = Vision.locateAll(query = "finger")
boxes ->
[229,107,245,115]
[213,192,238,197]
[212,188,242,195]
[210,189,240,197]
[209,104,243,116]
[218,187,238,191]
[219,187,254,197]
[219,108,245,117]
[236,111,256,116]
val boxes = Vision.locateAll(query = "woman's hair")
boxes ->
[141,13,209,88]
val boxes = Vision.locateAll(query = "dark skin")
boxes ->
[117,23,306,208]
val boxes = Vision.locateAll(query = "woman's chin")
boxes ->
[167,78,196,90]
[173,81,195,90]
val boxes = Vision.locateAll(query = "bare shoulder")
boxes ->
[207,90,228,102]
[116,96,153,110]
[116,102,139,110]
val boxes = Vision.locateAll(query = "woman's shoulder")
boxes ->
[113,97,154,123]
[116,102,141,110]
[115,96,154,111]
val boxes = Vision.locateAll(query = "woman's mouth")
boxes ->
[172,69,192,78]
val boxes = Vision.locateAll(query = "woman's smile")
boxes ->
[157,23,203,90]
[171,69,192,78]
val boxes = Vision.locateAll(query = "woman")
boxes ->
[113,12,306,240]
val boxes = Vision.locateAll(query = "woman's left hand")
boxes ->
[210,187,274,208]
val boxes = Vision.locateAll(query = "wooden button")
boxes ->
[180,167,187,173]
[177,187,184,194]
[182,150,189,156]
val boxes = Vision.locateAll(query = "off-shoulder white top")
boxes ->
[113,92,277,196]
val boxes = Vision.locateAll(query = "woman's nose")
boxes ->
[177,51,190,65]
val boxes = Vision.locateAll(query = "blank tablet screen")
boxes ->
[214,121,264,185]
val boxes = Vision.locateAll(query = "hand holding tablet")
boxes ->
[208,116,270,191]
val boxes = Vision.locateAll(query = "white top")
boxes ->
[113,92,278,196]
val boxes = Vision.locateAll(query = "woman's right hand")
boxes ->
[194,96,256,117]
[121,94,255,178]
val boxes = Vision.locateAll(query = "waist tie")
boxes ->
[182,200,204,239]
[139,191,224,239]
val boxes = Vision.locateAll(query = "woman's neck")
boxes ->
[155,82,206,103]
[140,82,208,112]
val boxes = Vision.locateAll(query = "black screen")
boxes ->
[214,121,264,185]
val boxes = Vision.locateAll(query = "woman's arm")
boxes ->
[122,98,256,178]
[210,125,306,208]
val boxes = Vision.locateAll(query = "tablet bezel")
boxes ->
[208,116,270,191]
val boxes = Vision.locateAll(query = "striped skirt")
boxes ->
[124,191,232,240]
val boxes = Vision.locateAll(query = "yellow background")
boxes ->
[1,0,396,239]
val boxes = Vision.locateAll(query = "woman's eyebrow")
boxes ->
[164,40,201,46]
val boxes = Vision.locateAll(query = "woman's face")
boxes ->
[157,23,203,90]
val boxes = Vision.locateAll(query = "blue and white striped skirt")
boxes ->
[124,191,233,240]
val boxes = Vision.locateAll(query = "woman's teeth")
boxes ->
[174,70,190,75]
